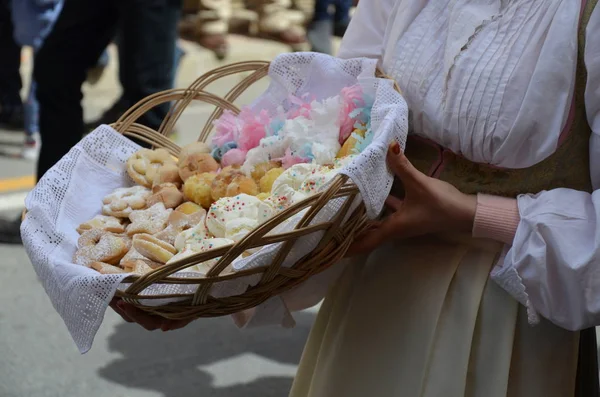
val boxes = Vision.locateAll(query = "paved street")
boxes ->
[0,36,334,397]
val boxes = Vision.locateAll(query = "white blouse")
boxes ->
[338,0,600,331]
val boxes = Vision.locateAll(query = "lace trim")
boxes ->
[490,252,540,325]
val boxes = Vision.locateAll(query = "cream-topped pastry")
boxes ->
[206,194,274,238]
[174,221,211,251]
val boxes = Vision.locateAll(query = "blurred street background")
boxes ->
[0,33,339,397]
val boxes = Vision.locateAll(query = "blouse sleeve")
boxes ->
[337,0,395,60]
[486,4,600,331]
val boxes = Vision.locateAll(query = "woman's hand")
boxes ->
[348,142,477,256]
[109,298,194,331]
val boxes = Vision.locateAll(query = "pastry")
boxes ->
[179,152,219,182]
[221,148,247,167]
[77,214,126,234]
[154,162,182,187]
[126,202,172,236]
[337,128,366,158]
[210,166,245,201]
[127,148,176,188]
[175,202,204,215]
[249,161,281,182]
[174,221,211,251]
[132,233,177,264]
[155,209,206,246]
[206,194,274,238]
[73,229,129,267]
[91,262,126,274]
[271,163,322,193]
[179,141,211,160]
[120,246,161,269]
[147,183,184,209]
[167,238,235,275]
[256,192,270,201]
[225,175,259,197]
[259,167,284,193]
[183,172,217,209]
[299,167,338,195]
[122,259,155,276]
[102,186,151,218]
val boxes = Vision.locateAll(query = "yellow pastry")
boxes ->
[183,172,217,209]
[250,161,281,182]
[210,166,244,201]
[259,167,284,193]
[175,201,204,215]
[226,175,259,197]
[337,128,366,158]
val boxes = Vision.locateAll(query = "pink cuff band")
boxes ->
[472,194,520,245]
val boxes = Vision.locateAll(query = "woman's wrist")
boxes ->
[456,193,478,232]
[472,194,520,244]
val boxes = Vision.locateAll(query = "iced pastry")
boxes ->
[221,148,247,168]
[242,98,342,174]
[167,238,235,275]
[333,154,358,169]
[206,194,274,238]
[271,163,322,193]
[299,167,338,196]
[183,172,217,209]
[174,221,211,251]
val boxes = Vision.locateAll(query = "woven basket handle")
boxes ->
[111,89,240,156]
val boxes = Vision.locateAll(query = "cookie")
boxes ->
[102,186,151,218]
[132,234,177,264]
[127,148,177,188]
[147,183,184,209]
[126,202,172,236]
[73,229,129,267]
[155,210,206,246]
[77,214,126,234]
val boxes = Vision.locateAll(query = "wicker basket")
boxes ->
[105,60,392,321]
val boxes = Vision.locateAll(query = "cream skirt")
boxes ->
[290,235,580,397]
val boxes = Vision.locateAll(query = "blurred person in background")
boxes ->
[85,38,186,132]
[179,0,305,60]
[307,0,352,54]
[10,0,63,161]
[0,0,182,244]
[0,0,24,131]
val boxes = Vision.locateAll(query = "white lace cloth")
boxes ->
[21,53,408,353]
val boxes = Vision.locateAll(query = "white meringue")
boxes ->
[206,194,274,239]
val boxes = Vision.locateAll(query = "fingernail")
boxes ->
[390,141,400,155]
